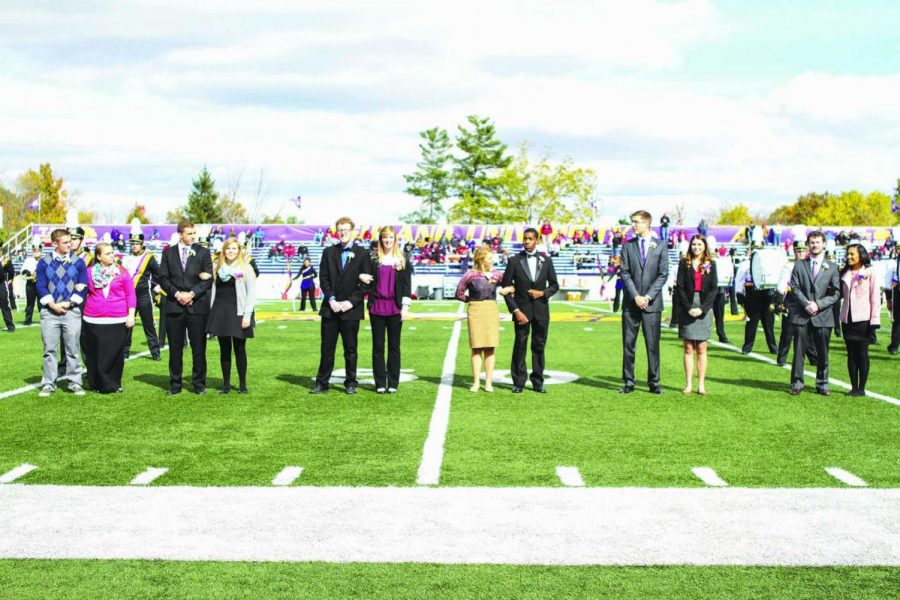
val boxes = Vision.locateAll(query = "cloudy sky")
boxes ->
[1,0,899,224]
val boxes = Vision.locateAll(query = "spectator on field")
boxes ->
[839,243,880,396]
[82,243,136,394]
[540,221,553,245]
[698,219,709,238]
[659,213,671,244]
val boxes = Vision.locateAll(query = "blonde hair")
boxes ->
[93,242,113,262]
[376,225,405,269]
[214,238,248,279]
[473,247,493,273]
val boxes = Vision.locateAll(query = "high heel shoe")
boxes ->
[484,386,494,393]
[469,385,480,393]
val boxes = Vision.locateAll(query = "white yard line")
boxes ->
[416,303,465,486]
[0,485,897,565]
[0,463,38,484]
[130,467,168,486]
[556,466,585,487]
[272,466,304,486]
[826,467,868,487]
[565,302,900,407]
[692,467,729,487]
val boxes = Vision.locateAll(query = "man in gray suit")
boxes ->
[789,230,840,396]
[619,210,669,394]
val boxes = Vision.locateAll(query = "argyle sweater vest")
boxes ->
[38,256,87,303]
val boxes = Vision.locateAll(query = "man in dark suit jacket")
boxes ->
[789,230,840,396]
[501,227,560,393]
[619,210,669,394]
[310,216,368,394]
[158,220,213,395]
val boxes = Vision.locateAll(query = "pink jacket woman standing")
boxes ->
[838,243,880,396]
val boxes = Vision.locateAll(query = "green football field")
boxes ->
[1,299,897,598]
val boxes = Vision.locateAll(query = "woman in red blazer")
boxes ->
[83,243,136,393]
[673,235,718,395]
[839,243,880,396]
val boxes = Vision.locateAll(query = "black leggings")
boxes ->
[845,339,870,392]
[218,336,248,388]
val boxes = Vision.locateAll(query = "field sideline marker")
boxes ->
[0,463,38,484]
[692,466,729,487]
[273,466,304,486]
[556,466,585,487]
[566,301,900,407]
[130,467,168,486]
[825,467,868,487]
[416,303,465,486]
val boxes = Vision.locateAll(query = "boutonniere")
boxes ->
[701,263,712,274]
[188,248,196,258]
[648,241,658,250]
[853,272,867,282]
[821,263,829,270]
[234,271,244,280]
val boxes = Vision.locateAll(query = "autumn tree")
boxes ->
[125,203,151,224]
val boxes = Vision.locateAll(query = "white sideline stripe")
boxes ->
[556,466,585,487]
[277,325,287,329]
[826,467,868,487]
[1,486,898,565]
[130,467,168,486]
[565,301,900,407]
[692,467,729,487]
[0,463,38,484]
[0,345,170,401]
[272,466,304,486]
[416,303,465,486]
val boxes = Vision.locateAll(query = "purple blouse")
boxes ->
[456,269,502,302]
[370,264,401,316]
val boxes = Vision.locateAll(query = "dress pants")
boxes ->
[7,282,15,310]
[23,282,37,324]
[742,289,777,353]
[315,317,360,388]
[621,306,661,387]
[713,287,728,341]
[299,287,317,312]
[0,280,13,328]
[125,293,161,357]
[889,302,900,353]
[166,311,208,391]
[777,315,817,366]
[512,318,549,388]
[729,283,740,315]
[370,313,402,389]
[791,324,831,390]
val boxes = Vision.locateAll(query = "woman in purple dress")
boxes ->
[455,247,514,392]
[360,226,412,394]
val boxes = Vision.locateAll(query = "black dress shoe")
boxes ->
[195,387,207,395]
[124,351,130,360]
[790,387,802,396]
[816,388,830,396]
[719,337,730,344]
[237,387,249,394]
[533,386,547,393]
[888,348,898,356]
[740,349,751,355]
[649,386,663,395]
[7,326,15,333]
[151,354,162,361]
[619,385,635,394]
[345,385,357,395]
[167,388,182,396]
[511,386,524,393]
[218,386,231,394]
[309,385,329,394]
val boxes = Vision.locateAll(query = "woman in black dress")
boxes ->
[207,239,256,394]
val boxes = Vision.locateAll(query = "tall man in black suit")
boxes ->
[789,230,840,396]
[158,220,213,395]
[619,210,669,394]
[310,216,368,395]
[501,227,560,393]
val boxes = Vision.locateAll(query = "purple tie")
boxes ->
[640,238,646,265]
[181,246,188,269]
[812,260,819,280]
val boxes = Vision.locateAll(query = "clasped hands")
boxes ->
[329,299,353,313]
[805,301,820,316]
[688,307,702,318]
[634,295,651,310]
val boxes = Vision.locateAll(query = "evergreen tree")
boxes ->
[448,115,512,223]
[402,127,452,224]
[184,167,222,223]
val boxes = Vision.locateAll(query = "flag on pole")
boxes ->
[27,195,41,211]
[291,195,302,210]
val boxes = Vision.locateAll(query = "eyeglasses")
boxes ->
[337,228,352,233]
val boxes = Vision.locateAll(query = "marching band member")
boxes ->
[19,246,43,326]
[122,233,162,360]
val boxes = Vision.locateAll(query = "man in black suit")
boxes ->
[158,220,213,395]
[501,227,559,393]
[619,210,669,394]
[789,230,840,396]
[310,216,368,395]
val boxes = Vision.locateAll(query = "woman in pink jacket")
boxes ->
[83,243,136,393]
[839,243,880,396]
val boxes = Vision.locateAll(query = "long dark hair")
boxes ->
[840,243,871,276]
[682,234,713,268]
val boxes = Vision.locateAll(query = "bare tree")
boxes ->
[249,168,271,223]
[672,203,686,226]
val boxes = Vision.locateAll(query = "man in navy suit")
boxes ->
[501,227,560,393]
[619,210,669,394]
[310,216,368,395]
[158,220,213,395]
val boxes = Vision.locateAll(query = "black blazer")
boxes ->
[158,243,214,315]
[318,243,367,320]
[362,252,412,311]
[673,260,718,325]
[501,251,560,322]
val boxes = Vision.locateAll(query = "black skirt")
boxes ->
[207,278,255,339]
[841,320,869,342]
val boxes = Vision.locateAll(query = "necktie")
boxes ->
[342,249,351,268]
[640,238,646,265]
[812,260,819,280]
[181,247,188,269]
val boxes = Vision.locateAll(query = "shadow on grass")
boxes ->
[133,373,174,391]
[706,376,789,393]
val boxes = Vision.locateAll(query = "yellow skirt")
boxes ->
[466,300,500,349]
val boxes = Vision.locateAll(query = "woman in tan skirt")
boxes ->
[455,247,514,392]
